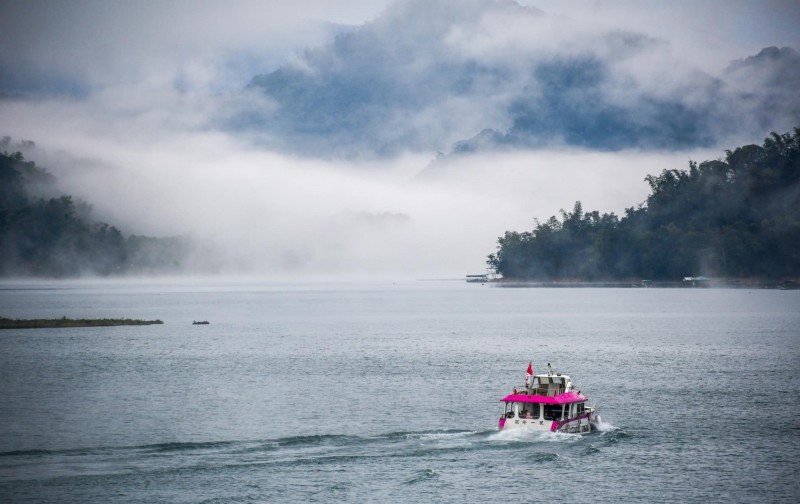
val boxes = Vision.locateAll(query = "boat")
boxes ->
[498,362,600,433]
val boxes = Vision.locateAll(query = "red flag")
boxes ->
[525,361,533,386]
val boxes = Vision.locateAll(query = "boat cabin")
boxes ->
[502,396,588,422]
[499,364,597,433]
[528,373,573,396]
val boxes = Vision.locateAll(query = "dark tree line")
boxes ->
[0,151,195,277]
[488,128,800,280]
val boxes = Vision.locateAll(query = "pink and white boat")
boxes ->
[498,363,600,433]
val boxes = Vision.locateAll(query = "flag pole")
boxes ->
[525,361,533,391]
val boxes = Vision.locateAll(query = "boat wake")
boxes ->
[593,419,618,432]
[0,426,623,483]
[589,412,621,433]
[487,427,583,444]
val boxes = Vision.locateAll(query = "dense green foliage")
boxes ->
[0,150,192,277]
[488,129,800,280]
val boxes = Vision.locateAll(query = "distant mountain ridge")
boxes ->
[241,0,800,158]
[0,144,214,277]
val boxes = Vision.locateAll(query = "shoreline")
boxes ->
[486,278,799,289]
[0,317,164,329]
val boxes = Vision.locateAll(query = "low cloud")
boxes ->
[238,0,799,157]
[1,109,719,278]
[0,0,796,278]
[0,0,392,95]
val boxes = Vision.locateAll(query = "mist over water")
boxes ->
[0,128,720,278]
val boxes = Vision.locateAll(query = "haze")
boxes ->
[1,0,798,278]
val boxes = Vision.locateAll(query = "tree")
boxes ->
[489,128,800,280]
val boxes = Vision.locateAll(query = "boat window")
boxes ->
[519,403,540,419]
[543,404,563,420]
[504,402,516,418]
[577,403,584,415]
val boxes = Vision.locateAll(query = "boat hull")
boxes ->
[499,411,597,433]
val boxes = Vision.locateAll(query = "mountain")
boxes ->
[245,0,523,157]
[721,46,800,136]
[0,146,212,277]
[487,128,800,281]
[241,0,800,158]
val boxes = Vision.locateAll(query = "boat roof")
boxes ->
[500,391,588,404]
[532,373,570,380]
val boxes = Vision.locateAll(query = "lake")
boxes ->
[1,280,798,503]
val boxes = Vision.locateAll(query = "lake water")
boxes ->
[1,280,798,503]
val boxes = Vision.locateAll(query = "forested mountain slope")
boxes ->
[488,129,800,280]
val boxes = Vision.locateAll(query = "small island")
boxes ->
[0,316,164,329]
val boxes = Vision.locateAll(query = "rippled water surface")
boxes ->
[1,281,799,503]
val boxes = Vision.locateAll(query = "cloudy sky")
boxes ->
[1,0,798,278]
